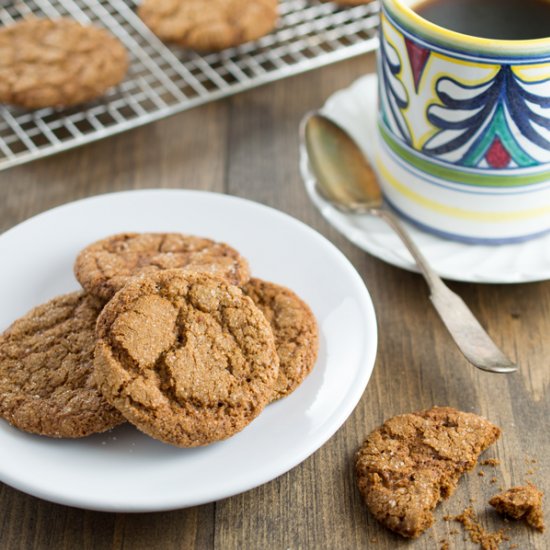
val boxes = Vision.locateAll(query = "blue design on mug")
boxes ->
[378,28,411,145]
[424,66,550,169]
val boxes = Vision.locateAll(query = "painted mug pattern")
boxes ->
[376,0,550,243]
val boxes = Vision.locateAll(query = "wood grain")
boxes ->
[0,53,548,550]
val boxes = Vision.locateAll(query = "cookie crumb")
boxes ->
[440,541,450,550]
[490,477,498,484]
[489,483,545,532]
[452,507,508,550]
[480,459,500,467]
[478,470,486,477]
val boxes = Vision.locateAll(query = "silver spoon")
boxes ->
[302,112,518,374]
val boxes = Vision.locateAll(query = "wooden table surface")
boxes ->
[0,53,548,550]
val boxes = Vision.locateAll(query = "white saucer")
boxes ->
[300,74,550,284]
[0,190,377,511]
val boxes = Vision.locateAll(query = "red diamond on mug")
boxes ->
[485,136,511,169]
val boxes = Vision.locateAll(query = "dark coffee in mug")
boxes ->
[415,0,550,40]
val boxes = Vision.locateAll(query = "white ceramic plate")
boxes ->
[0,190,377,512]
[300,73,550,284]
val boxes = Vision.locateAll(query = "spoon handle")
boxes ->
[372,207,518,374]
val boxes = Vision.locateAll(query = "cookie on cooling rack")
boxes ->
[0,18,128,109]
[138,0,279,51]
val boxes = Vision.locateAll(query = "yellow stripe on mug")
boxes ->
[376,155,550,223]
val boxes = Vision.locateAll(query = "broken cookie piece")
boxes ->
[489,483,545,532]
[355,406,501,538]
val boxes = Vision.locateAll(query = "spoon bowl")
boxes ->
[303,114,382,210]
[302,111,518,374]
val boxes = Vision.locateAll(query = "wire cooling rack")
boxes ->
[0,0,379,171]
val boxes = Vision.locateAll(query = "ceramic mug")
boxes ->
[376,0,550,243]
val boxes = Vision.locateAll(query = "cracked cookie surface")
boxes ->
[138,0,279,51]
[355,407,501,538]
[94,270,279,447]
[0,291,124,437]
[74,232,250,301]
[242,278,318,400]
[0,18,128,109]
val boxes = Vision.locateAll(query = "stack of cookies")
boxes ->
[0,232,318,447]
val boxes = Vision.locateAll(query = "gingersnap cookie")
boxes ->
[74,232,250,301]
[94,270,279,447]
[355,407,501,538]
[138,0,279,51]
[0,18,128,109]
[242,278,318,400]
[0,291,124,438]
[490,483,545,532]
